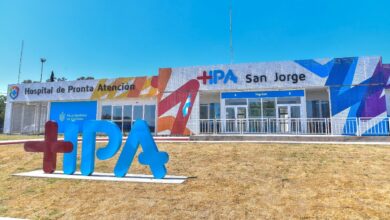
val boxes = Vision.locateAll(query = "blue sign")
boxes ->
[221,90,304,99]
[63,120,169,179]
[50,101,97,133]
[197,69,238,85]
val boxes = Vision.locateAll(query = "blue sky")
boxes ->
[1,0,390,94]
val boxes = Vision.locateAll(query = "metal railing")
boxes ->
[198,117,390,136]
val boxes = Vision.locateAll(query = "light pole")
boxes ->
[40,58,46,82]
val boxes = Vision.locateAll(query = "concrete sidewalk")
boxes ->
[187,140,390,145]
[0,136,190,145]
[2,135,390,146]
[191,134,390,142]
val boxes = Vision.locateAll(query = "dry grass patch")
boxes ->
[0,142,390,219]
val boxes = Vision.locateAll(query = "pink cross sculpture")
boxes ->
[24,121,73,173]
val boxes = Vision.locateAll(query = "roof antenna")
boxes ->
[18,40,24,84]
[229,0,234,64]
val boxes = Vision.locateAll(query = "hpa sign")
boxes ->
[24,120,169,179]
[196,69,238,85]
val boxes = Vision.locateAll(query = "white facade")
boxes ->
[4,56,390,136]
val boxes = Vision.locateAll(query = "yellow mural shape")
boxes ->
[90,77,159,100]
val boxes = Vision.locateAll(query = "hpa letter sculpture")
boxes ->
[24,120,169,179]
[24,121,73,173]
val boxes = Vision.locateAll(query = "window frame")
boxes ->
[100,103,156,134]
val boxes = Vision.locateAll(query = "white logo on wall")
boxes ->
[59,112,66,122]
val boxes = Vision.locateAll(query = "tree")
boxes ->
[77,76,95,80]
[22,79,39,83]
[22,79,33,84]
[47,71,56,82]
[45,71,67,82]
[0,95,6,132]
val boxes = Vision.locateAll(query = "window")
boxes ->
[225,98,247,106]
[112,106,123,131]
[144,105,156,132]
[277,97,301,104]
[101,105,112,120]
[200,103,220,119]
[214,103,221,119]
[200,104,208,119]
[312,101,321,118]
[249,99,262,118]
[113,106,122,120]
[100,104,156,133]
[133,105,143,120]
[306,100,330,118]
[262,98,276,117]
[123,105,132,120]
[209,104,216,119]
[321,102,330,118]
[123,121,132,133]
[226,107,235,119]
[123,105,132,132]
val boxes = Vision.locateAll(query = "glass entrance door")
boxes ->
[225,106,247,133]
[237,107,247,133]
[277,105,301,133]
[278,106,289,132]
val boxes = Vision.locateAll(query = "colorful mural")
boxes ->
[156,68,200,135]
[91,76,159,100]
[296,57,390,135]
[8,76,160,102]
[158,56,390,136]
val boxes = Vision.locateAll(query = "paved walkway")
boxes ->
[1,137,390,146]
[0,136,190,145]
[186,140,390,145]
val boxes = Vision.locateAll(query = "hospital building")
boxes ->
[4,56,390,136]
